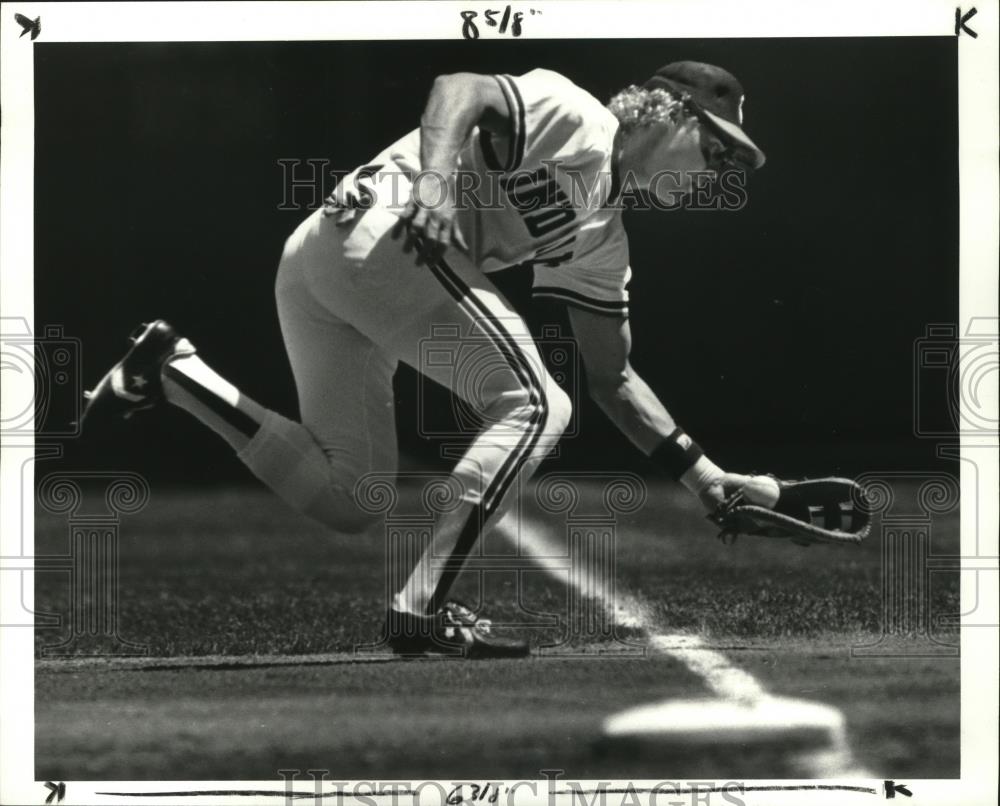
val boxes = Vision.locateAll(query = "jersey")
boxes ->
[349,69,631,317]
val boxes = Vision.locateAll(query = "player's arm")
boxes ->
[568,309,675,451]
[396,73,510,261]
[569,307,871,544]
[420,73,509,172]
[567,306,746,510]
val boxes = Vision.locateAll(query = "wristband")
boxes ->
[650,428,705,480]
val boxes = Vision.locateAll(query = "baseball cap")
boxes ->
[644,61,766,170]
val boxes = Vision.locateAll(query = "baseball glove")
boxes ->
[710,476,872,547]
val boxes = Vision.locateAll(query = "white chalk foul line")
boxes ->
[514,514,872,777]
[648,633,768,703]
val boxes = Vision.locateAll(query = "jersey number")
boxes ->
[503,167,577,238]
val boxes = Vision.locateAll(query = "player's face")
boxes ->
[625,117,710,203]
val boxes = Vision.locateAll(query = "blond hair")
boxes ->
[607,85,689,134]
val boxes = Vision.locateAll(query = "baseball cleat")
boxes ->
[385,600,530,659]
[80,320,195,429]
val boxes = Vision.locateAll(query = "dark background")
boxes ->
[34,38,958,484]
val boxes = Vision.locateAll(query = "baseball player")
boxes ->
[82,62,867,658]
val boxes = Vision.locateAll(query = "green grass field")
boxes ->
[34,480,960,781]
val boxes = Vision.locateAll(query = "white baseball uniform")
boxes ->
[170,69,632,612]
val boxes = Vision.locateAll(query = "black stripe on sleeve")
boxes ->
[501,74,527,172]
[479,131,504,172]
[532,286,629,316]
[479,75,522,174]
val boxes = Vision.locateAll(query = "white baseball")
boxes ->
[742,475,781,508]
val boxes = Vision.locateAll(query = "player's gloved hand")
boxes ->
[696,472,755,514]
[708,475,872,547]
[391,161,468,266]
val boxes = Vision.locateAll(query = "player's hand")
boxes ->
[392,169,468,266]
[697,472,758,513]
[323,164,380,226]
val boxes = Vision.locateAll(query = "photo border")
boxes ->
[2,2,996,804]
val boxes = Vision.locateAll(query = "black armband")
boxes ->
[649,428,705,480]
